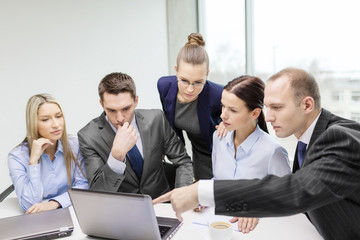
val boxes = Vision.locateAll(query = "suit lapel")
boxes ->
[293,109,331,172]
[308,109,331,147]
[134,110,150,183]
[163,79,178,128]
[98,112,116,151]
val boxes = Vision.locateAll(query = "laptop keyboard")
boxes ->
[159,225,171,237]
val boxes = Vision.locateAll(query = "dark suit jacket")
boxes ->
[213,109,360,240]
[157,75,223,151]
[77,109,194,199]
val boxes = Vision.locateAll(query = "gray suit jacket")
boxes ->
[78,109,193,199]
[213,109,360,240]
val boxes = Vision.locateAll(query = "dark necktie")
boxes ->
[127,144,143,180]
[297,141,307,168]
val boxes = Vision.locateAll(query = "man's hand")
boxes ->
[229,217,259,233]
[111,122,137,161]
[25,200,60,214]
[153,182,199,221]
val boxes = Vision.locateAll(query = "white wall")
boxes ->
[0,0,168,192]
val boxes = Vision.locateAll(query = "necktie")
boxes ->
[297,141,307,168]
[127,144,143,180]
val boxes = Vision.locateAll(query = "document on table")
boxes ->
[192,207,240,232]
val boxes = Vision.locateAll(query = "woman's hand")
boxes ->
[29,138,53,165]
[25,200,60,214]
[229,217,259,233]
[215,121,228,138]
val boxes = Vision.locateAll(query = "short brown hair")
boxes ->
[268,68,321,110]
[98,72,136,101]
[176,33,209,71]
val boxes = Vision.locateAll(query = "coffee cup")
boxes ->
[209,221,232,240]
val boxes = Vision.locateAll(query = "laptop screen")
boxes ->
[68,188,181,240]
[0,207,73,240]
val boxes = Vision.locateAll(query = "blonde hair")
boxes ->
[25,93,84,185]
[176,33,209,71]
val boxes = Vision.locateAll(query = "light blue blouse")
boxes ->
[8,137,89,211]
[212,125,291,180]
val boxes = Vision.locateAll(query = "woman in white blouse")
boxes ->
[212,75,291,233]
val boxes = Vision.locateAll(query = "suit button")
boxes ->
[226,208,230,212]
[236,206,242,211]
[243,203,248,210]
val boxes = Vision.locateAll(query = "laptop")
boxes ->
[68,188,182,240]
[0,207,73,240]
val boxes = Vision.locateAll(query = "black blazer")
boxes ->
[213,109,360,240]
[157,75,223,151]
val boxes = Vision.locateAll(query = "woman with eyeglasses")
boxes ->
[157,33,223,181]
[212,76,291,233]
[8,93,88,214]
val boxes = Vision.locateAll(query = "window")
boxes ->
[351,113,360,122]
[253,0,360,156]
[331,91,344,103]
[200,0,246,84]
[351,91,360,103]
[200,0,360,158]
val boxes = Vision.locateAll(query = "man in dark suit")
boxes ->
[154,68,360,239]
[78,72,193,199]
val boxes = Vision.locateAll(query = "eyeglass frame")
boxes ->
[177,79,206,88]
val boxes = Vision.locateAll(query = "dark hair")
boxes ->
[98,72,136,101]
[268,67,321,109]
[224,75,268,133]
[176,33,209,71]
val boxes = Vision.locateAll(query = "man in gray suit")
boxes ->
[78,72,193,199]
[154,68,360,239]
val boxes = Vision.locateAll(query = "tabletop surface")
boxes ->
[0,192,323,240]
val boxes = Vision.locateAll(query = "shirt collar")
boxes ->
[42,140,63,158]
[225,130,235,147]
[225,125,262,153]
[298,111,322,145]
[106,115,117,132]
[56,140,63,153]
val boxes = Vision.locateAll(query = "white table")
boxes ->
[0,193,323,240]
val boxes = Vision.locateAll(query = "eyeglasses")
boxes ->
[177,79,205,88]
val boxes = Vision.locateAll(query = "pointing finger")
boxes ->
[152,191,171,205]
[175,212,183,222]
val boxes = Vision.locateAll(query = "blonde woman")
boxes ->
[8,93,88,214]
